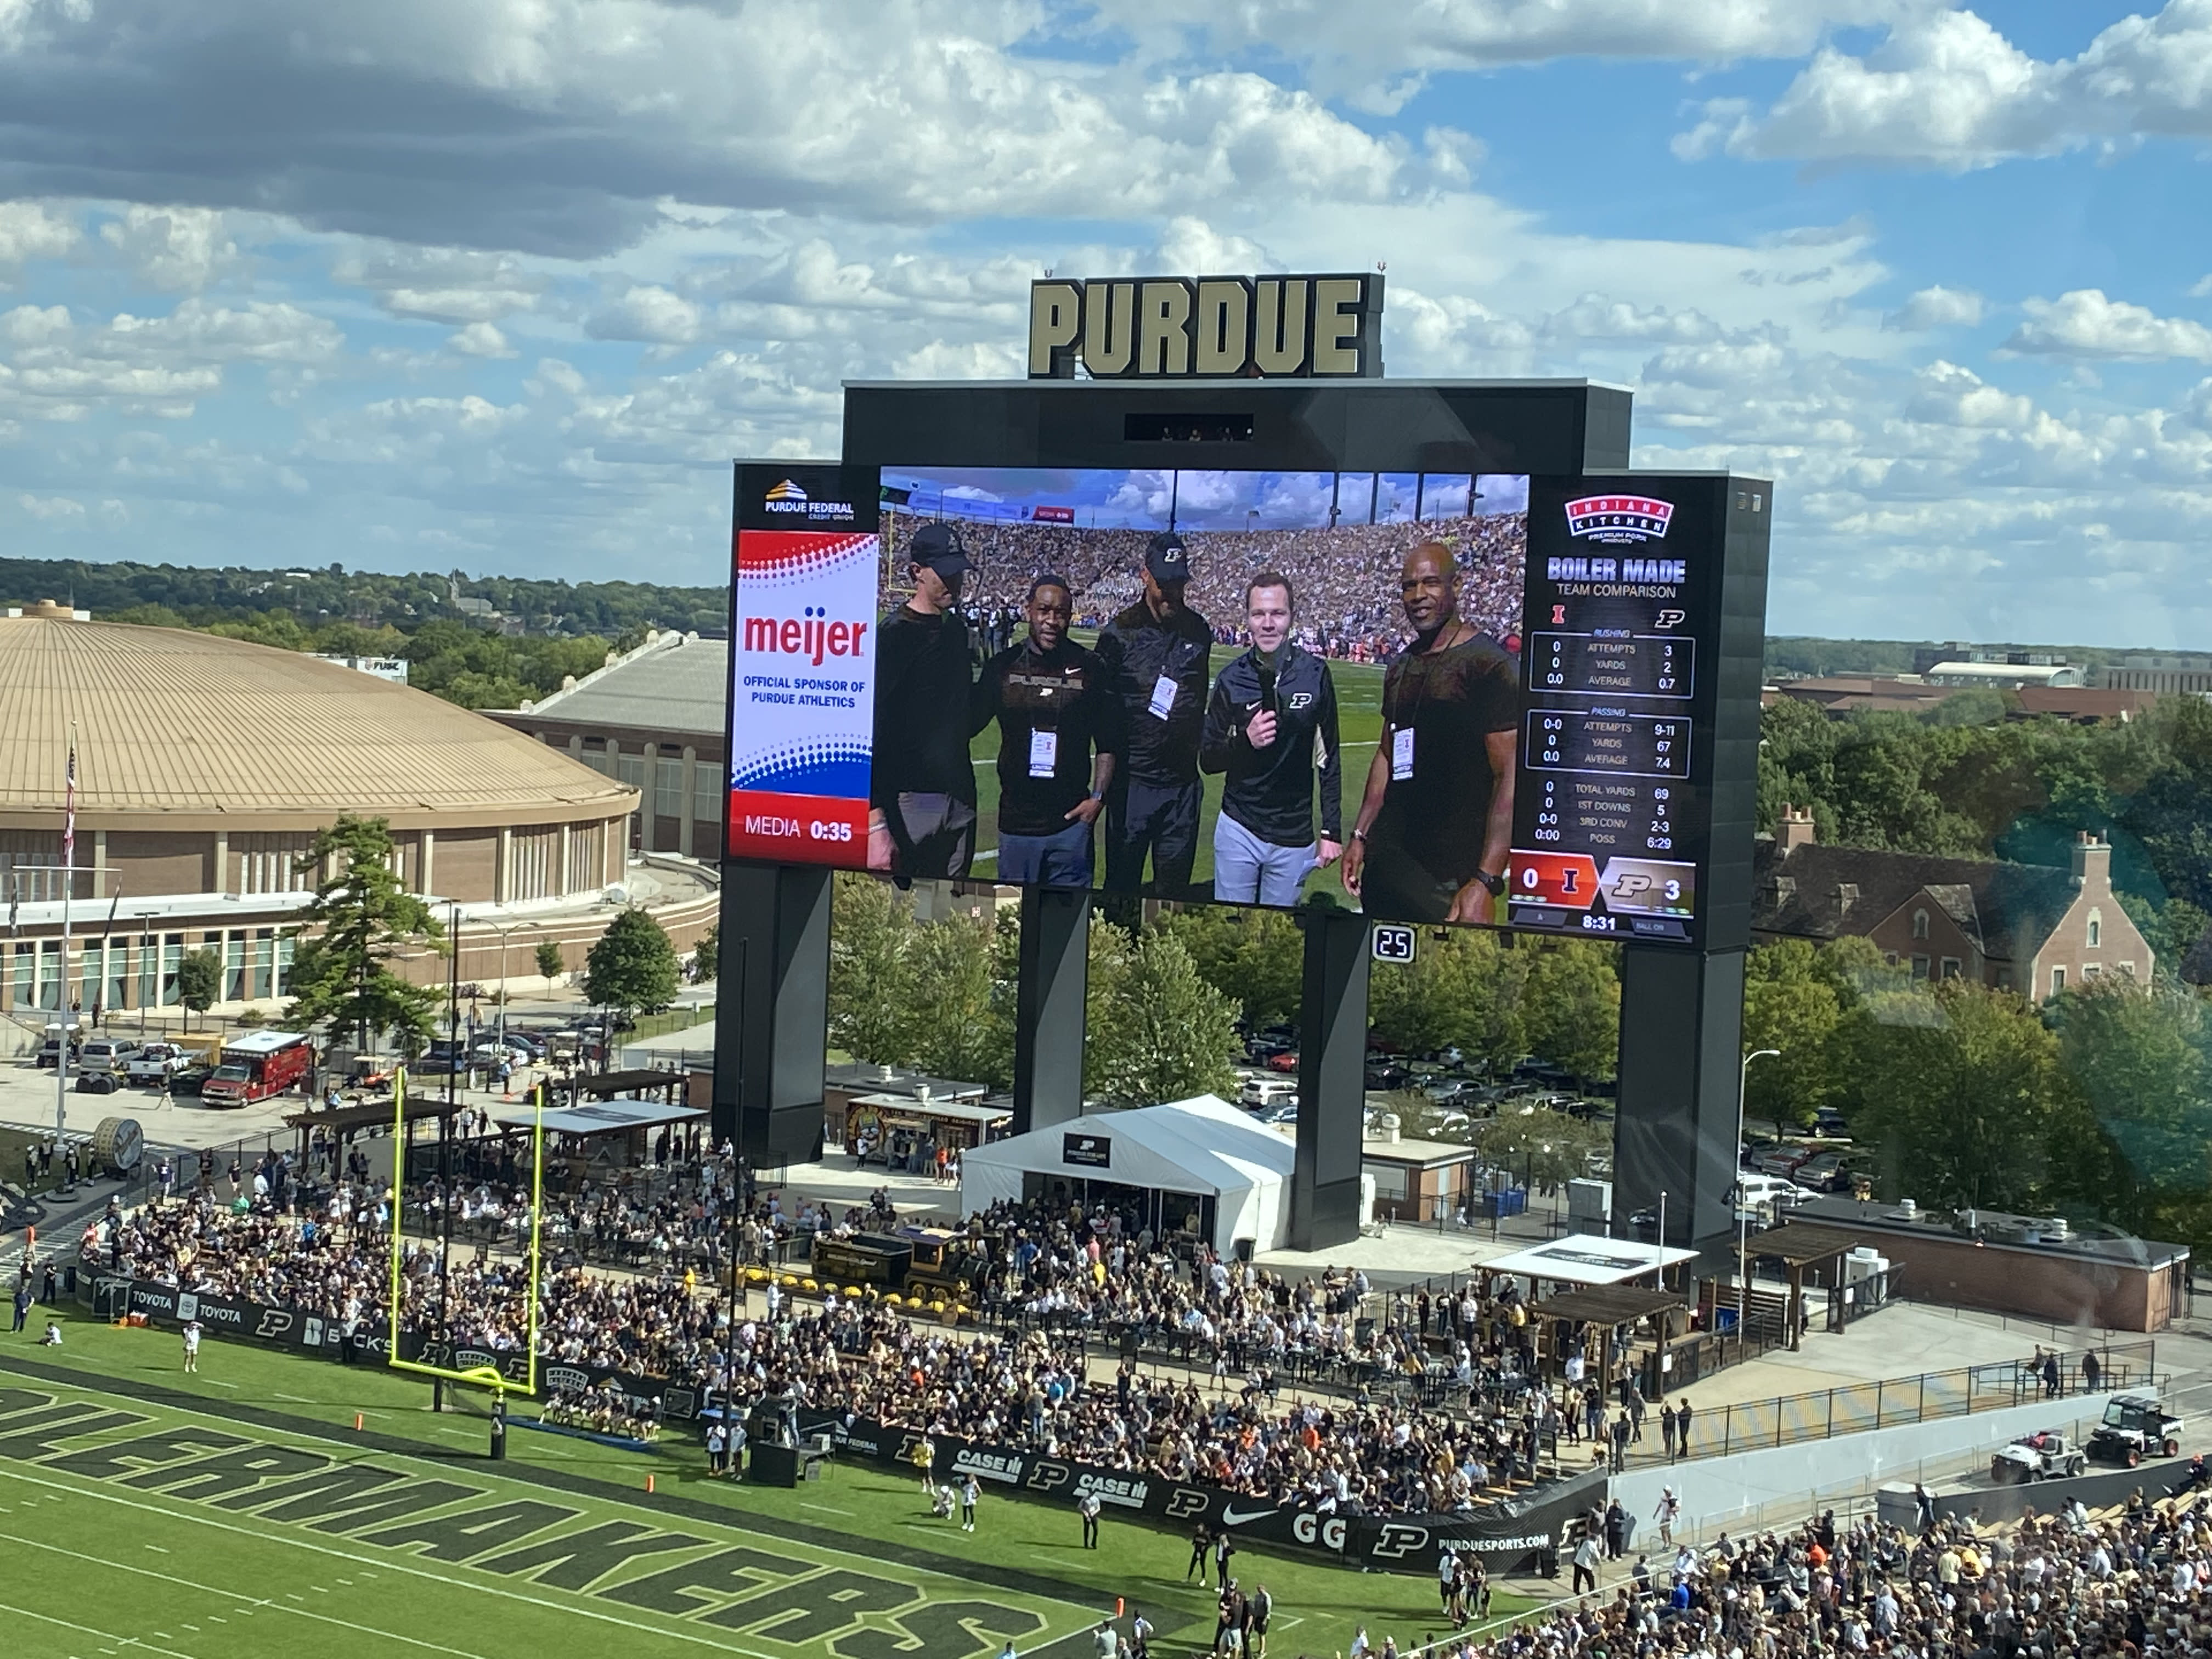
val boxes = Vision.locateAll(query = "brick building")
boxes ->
[1753,811,2152,1001]
[490,630,727,862]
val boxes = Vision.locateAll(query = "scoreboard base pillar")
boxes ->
[1012,886,1091,1135]
[1613,944,1744,1251]
[1292,909,1370,1253]
[714,862,832,1168]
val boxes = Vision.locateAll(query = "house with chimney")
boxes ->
[1753,810,2151,1002]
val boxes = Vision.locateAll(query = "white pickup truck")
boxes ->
[126,1042,193,1085]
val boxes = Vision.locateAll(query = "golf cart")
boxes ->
[1991,1429,2086,1483]
[2089,1394,2184,1467]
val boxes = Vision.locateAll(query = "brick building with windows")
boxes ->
[0,603,716,1028]
[490,630,726,862]
[1752,809,2151,1001]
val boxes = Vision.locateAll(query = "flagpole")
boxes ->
[55,724,76,1160]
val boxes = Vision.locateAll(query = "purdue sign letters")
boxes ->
[1029,275,1384,380]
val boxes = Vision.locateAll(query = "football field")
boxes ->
[0,1314,1484,1658]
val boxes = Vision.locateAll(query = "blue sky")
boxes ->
[1,1,2209,646]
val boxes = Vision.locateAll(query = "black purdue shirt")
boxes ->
[1094,599,1215,788]
[1372,632,1518,883]
[871,606,977,807]
[972,637,1124,837]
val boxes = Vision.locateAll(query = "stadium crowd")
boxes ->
[1391,1491,2212,1659]
[92,1169,1584,1519]
[882,504,1527,662]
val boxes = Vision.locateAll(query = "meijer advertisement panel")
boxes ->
[726,463,882,865]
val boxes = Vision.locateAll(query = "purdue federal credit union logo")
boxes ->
[764,478,858,521]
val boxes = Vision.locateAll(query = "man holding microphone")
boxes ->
[1199,571,1342,905]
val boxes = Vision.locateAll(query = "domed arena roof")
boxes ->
[0,605,637,830]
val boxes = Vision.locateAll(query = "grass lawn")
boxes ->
[969,642,1386,899]
[0,1310,1512,1658]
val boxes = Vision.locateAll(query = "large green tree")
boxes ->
[1520,941,1620,1085]
[1160,906,1305,1031]
[176,947,222,1030]
[1085,921,1241,1107]
[1367,927,1530,1068]
[1843,978,2072,1212]
[1740,938,1850,1134]
[2049,977,2212,1244]
[583,907,681,1020]
[827,873,916,1065]
[284,816,443,1053]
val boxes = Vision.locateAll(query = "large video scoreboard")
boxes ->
[1509,476,1741,947]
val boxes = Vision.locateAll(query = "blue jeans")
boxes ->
[997,818,1094,888]
[1212,811,1317,907]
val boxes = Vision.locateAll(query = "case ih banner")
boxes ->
[726,462,882,866]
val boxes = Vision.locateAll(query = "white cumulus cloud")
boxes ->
[2005,290,2212,363]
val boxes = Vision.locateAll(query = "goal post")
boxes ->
[383,1070,546,1398]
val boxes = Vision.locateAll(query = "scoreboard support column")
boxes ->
[1012,886,1090,1134]
[1613,944,1744,1250]
[1291,909,1370,1252]
[712,862,832,1166]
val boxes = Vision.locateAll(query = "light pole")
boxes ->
[1736,1048,1781,1329]
[488,919,527,1054]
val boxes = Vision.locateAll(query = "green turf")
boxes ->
[970,644,1385,898]
[0,1311,1511,1658]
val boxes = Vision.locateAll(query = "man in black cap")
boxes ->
[868,522,979,879]
[972,575,1122,888]
[1094,531,1214,897]
[1342,541,1517,924]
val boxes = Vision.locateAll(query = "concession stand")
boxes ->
[841,1091,1011,1172]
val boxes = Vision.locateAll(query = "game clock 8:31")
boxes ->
[1507,476,1721,946]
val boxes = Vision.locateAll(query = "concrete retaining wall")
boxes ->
[1613,1392,2119,1536]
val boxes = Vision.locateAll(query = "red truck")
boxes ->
[201,1030,313,1108]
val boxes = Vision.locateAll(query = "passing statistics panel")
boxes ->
[726,461,1743,947]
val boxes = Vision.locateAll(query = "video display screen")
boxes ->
[727,462,1724,944]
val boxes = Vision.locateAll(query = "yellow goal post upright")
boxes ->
[383,1071,547,1398]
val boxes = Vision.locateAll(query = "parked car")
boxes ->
[170,1064,212,1097]
[1793,1152,1851,1193]
[2090,1395,2184,1466]
[126,1043,193,1085]
[1812,1107,1850,1138]
[1238,1076,1297,1109]
[76,1038,142,1075]
[1757,1146,1815,1180]
[1265,1050,1299,1074]
[1255,1101,1299,1126]
[1992,1430,2085,1483]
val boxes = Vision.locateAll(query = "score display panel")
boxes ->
[727,461,1736,949]
[1508,476,1725,946]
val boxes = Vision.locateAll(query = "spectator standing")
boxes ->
[1079,1488,1102,1549]
[1096,532,1214,899]
[1660,1401,1678,1460]
[1654,1486,1679,1546]
[2084,1349,2103,1392]
[1248,1583,1271,1658]
[1572,1528,1601,1595]
[1677,1397,1695,1456]
[1188,1521,1213,1587]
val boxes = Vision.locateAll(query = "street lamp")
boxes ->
[1736,1048,1782,1329]
[487,918,528,1054]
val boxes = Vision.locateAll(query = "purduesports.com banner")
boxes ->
[727,463,881,866]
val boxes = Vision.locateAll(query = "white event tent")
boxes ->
[957,1094,1295,1256]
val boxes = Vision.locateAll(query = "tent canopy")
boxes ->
[490,1097,707,1136]
[1483,1237,1699,1288]
[957,1095,1295,1255]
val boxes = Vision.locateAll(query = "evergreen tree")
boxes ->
[1085,921,1241,1107]
[283,816,443,1053]
[176,947,222,1030]
[583,907,680,1020]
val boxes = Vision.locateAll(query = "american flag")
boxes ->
[62,742,76,877]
